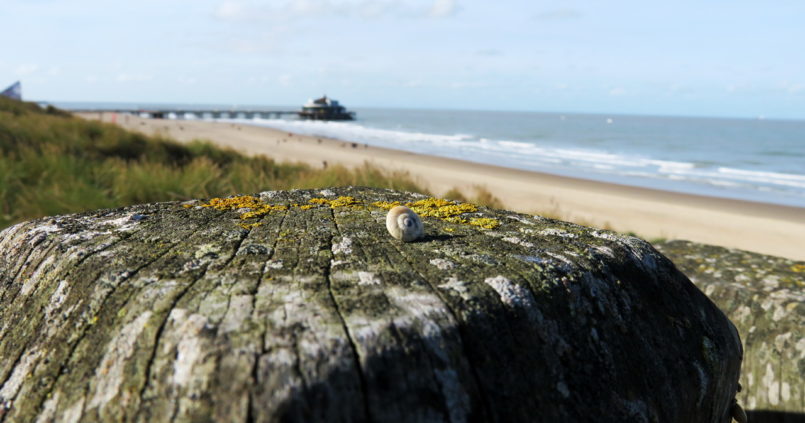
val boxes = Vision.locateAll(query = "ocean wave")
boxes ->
[717,167,805,189]
[222,117,805,204]
[242,117,475,147]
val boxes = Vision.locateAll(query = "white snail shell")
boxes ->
[386,206,424,242]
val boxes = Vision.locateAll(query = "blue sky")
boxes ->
[2,0,804,119]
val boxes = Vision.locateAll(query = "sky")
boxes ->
[2,0,804,119]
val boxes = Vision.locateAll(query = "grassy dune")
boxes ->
[0,97,501,230]
[0,98,425,229]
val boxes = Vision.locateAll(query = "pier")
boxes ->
[71,108,300,120]
[69,96,355,121]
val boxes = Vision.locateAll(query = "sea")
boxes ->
[59,102,805,209]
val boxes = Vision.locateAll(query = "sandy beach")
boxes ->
[81,112,805,261]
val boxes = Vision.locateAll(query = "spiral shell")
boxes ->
[386,206,424,242]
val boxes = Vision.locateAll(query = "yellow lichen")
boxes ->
[308,196,362,208]
[372,200,401,210]
[202,195,265,211]
[406,197,478,218]
[469,217,501,229]
[791,264,805,273]
[329,196,361,208]
[199,195,289,227]
[239,222,264,230]
[240,204,287,220]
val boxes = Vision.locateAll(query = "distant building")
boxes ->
[299,95,355,120]
[1,81,21,100]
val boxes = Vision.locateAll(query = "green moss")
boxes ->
[701,336,717,370]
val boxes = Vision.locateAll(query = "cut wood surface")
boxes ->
[0,187,742,422]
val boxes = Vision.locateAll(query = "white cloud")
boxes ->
[476,48,502,57]
[783,82,804,95]
[725,82,750,94]
[222,30,286,54]
[212,0,455,21]
[667,83,683,93]
[287,0,334,17]
[359,1,399,18]
[178,76,197,85]
[278,74,292,86]
[15,64,39,76]
[608,87,626,96]
[449,80,487,89]
[116,73,153,82]
[533,8,583,21]
[214,0,243,19]
[428,0,457,18]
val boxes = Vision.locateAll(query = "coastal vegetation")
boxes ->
[0,97,501,230]
[443,185,504,209]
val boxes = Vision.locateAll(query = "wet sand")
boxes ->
[80,112,805,260]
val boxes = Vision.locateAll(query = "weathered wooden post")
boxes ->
[0,187,742,422]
